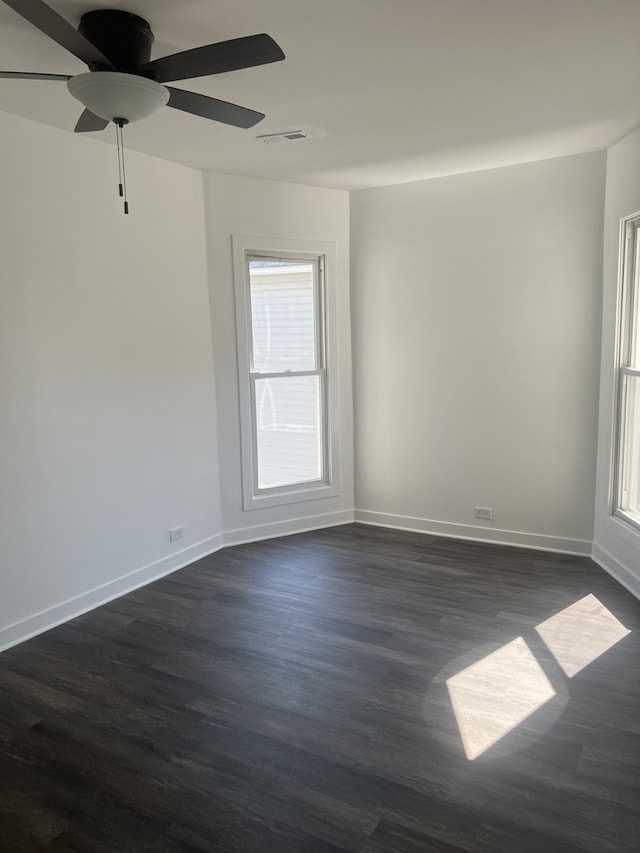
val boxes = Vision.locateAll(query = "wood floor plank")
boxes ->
[358,819,471,852]
[0,524,639,851]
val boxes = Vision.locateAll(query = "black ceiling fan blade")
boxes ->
[136,33,284,84]
[1,0,115,69]
[167,86,264,128]
[0,70,70,80]
[74,109,109,133]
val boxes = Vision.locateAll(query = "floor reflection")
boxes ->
[446,637,556,760]
[447,593,632,760]
[536,593,631,677]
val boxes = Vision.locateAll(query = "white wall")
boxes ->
[202,173,354,541]
[0,110,223,650]
[351,153,605,553]
[593,128,640,596]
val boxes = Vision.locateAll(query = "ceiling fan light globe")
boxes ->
[67,72,169,123]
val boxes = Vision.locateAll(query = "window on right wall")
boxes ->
[615,213,640,528]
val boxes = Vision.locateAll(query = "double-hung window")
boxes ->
[233,236,339,510]
[615,214,640,527]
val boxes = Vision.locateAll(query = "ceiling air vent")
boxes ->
[256,130,308,144]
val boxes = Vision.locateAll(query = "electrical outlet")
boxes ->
[474,506,493,521]
[169,526,184,542]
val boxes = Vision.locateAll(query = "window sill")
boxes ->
[613,508,640,535]
[243,480,340,512]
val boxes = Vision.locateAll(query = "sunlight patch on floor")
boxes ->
[535,593,631,677]
[446,637,556,760]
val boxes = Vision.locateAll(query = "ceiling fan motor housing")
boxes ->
[78,9,154,72]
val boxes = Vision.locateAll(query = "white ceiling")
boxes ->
[1,0,640,190]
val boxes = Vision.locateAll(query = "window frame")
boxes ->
[232,235,340,511]
[613,213,640,531]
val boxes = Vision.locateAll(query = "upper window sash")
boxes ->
[246,253,325,377]
[619,220,640,370]
[630,225,640,370]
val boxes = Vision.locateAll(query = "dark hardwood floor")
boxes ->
[1,524,639,852]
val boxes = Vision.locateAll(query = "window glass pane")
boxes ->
[249,260,317,372]
[620,374,640,517]
[632,234,640,369]
[254,375,323,489]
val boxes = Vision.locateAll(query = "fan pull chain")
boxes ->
[116,122,123,198]
[115,119,129,215]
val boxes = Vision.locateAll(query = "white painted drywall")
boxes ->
[202,173,354,539]
[350,153,605,553]
[0,110,223,648]
[593,128,640,596]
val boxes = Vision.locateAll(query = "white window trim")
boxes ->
[612,213,640,533]
[232,234,341,511]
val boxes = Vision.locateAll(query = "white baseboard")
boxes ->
[592,542,640,601]
[223,509,355,547]
[0,533,225,653]
[354,510,592,556]
[0,507,595,655]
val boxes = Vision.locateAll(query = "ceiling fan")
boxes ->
[0,1,285,132]
[0,1,285,131]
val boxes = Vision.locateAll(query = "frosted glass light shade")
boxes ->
[67,72,169,123]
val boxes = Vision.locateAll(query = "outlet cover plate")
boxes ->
[169,526,184,542]
[474,506,493,521]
